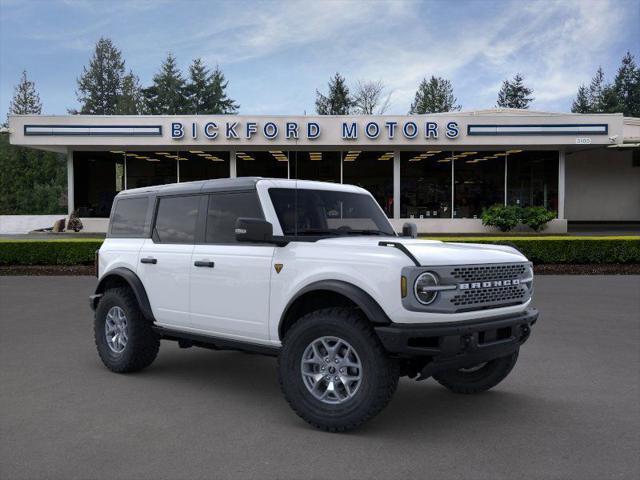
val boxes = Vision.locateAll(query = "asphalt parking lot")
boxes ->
[1,276,638,480]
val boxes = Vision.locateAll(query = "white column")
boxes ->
[66,149,74,216]
[504,155,508,205]
[451,156,455,218]
[393,150,400,219]
[176,158,180,183]
[558,149,566,219]
[229,150,237,178]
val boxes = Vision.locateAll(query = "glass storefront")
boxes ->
[343,150,394,217]
[236,150,289,178]
[73,149,559,220]
[401,150,452,218]
[507,150,558,212]
[290,151,341,183]
[453,151,505,218]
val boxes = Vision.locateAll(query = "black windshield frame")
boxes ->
[268,188,396,239]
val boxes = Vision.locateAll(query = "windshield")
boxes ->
[268,188,396,237]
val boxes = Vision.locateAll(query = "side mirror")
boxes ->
[235,218,288,246]
[402,222,418,238]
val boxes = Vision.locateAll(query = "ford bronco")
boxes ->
[90,177,537,431]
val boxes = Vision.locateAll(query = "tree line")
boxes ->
[1,37,638,216]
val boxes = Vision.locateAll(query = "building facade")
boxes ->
[7,109,640,233]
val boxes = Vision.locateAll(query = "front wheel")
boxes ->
[278,308,399,432]
[433,350,519,394]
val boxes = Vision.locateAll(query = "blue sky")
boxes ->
[1,0,638,117]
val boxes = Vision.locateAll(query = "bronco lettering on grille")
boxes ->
[459,279,520,290]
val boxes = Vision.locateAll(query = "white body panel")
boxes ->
[189,244,275,342]
[137,239,193,329]
[98,178,533,348]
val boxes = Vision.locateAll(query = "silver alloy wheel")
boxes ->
[300,336,363,405]
[105,306,128,354]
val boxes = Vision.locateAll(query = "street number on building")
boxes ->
[576,137,592,144]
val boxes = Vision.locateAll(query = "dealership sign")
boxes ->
[170,120,461,141]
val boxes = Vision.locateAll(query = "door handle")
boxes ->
[194,260,215,268]
[140,257,157,264]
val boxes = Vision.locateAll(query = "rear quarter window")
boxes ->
[110,197,149,237]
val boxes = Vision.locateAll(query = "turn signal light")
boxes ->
[401,276,408,298]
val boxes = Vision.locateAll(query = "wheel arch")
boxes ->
[93,267,155,322]
[278,280,391,340]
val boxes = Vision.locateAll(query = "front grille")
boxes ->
[451,285,526,308]
[451,264,527,282]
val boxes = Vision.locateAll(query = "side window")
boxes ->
[110,197,149,236]
[205,191,263,244]
[154,195,200,244]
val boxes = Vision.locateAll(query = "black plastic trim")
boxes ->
[374,307,538,359]
[279,280,392,338]
[154,327,280,356]
[91,267,155,322]
[378,241,421,266]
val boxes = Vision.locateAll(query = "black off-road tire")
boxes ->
[433,350,519,394]
[94,287,160,373]
[278,307,399,432]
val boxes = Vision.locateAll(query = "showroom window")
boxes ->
[342,150,394,217]
[453,151,505,218]
[236,151,289,178]
[73,151,125,218]
[401,150,452,218]
[290,151,341,183]
[507,150,558,212]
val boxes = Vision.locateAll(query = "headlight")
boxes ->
[414,272,439,305]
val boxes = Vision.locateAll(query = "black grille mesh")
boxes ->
[451,264,527,282]
[451,285,526,307]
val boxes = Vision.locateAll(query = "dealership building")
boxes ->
[5,109,640,233]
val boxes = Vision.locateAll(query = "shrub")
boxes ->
[481,205,520,232]
[521,206,556,232]
[422,237,640,264]
[0,239,103,265]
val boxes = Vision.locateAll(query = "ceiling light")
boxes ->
[189,150,204,154]
[155,152,170,155]
[146,158,160,162]
[427,150,442,154]
[110,150,125,154]
[437,159,451,163]
[507,150,523,154]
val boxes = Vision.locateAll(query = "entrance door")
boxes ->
[137,194,200,329]
[189,191,275,342]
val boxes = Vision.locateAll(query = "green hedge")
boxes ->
[421,236,640,264]
[0,239,103,265]
[0,237,639,266]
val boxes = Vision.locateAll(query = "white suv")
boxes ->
[91,177,537,431]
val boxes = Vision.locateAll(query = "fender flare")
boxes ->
[279,280,391,339]
[93,267,155,322]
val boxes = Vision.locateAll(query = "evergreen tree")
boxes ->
[116,71,144,115]
[75,37,126,114]
[571,85,591,113]
[207,65,239,114]
[409,76,460,114]
[186,58,209,114]
[613,51,640,117]
[143,53,188,114]
[185,59,239,114]
[496,73,534,109]
[587,66,607,112]
[315,73,353,115]
[8,70,42,116]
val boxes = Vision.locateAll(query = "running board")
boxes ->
[153,326,280,357]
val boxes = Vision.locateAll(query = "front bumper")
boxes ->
[375,307,538,378]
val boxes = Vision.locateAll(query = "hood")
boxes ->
[316,236,527,266]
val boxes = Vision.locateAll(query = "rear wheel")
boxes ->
[94,287,160,373]
[433,350,519,394]
[278,307,399,432]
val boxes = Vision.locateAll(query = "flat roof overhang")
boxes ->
[7,112,628,153]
